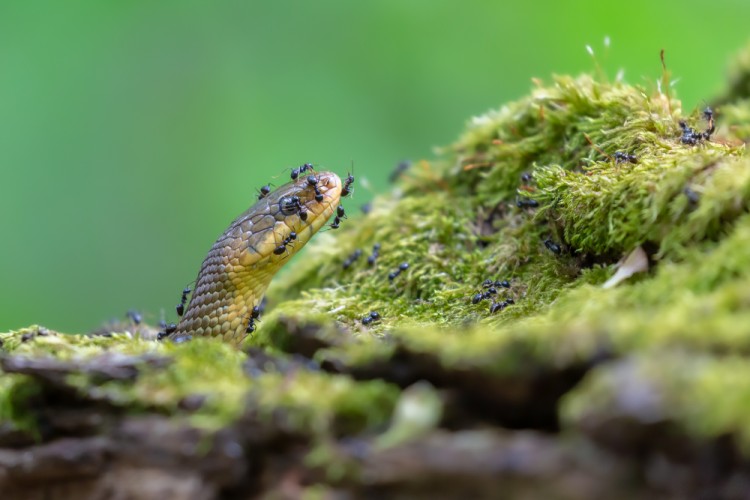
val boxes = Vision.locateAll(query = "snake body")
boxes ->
[169,171,342,344]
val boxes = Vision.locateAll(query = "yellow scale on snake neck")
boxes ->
[169,171,342,345]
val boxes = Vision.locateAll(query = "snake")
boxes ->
[168,171,342,345]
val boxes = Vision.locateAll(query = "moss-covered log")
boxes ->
[3,42,750,499]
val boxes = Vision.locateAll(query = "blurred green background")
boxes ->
[1,1,748,332]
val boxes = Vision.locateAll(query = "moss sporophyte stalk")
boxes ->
[2,41,750,497]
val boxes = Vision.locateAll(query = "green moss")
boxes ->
[251,371,398,436]
[245,74,746,379]
[561,351,750,452]
[0,374,41,437]
[305,211,750,382]
[0,331,398,436]
[716,39,750,105]
[262,74,746,327]
[3,54,750,471]
[719,97,750,143]
[231,72,750,453]
[75,339,249,429]
[0,326,135,355]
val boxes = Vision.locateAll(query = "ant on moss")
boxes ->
[490,297,515,314]
[614,151,637,164]
[516,196,539,208]
[679,106,716,145]
[367,243,380,266]
[388,262,409,281]
[361,311,381,325]
[544,239,562,255]
[343,249,363,269]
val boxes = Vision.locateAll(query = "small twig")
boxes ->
[463,162,492,171]
[660,49,673,118]
[583,133,613,162]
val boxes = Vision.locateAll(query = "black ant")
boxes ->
[298,206,308,221]
[361,311,381,325]
[176,287,191,317]
[489,301,506,313]
[679,121,701,145]
[388,262,409,281]
[472,286,497,304]
[679,106,717,145]
[613,151,637,164]
[703,106,716,138]
[291,163,315,181]
[305,174,325,202]
[329,206,346,230]
[684,187,700,205]
[367,243,380,266]
[490,299,514,314]
[473,277,512,304]
[341,172,355,197]
[482,278,510,289]
[273,232,297,255]
[273,231,297,255]
[544,239,562,255]
[246,305,261,334]
[343,249,363,269]
[516,196,539,208]
[388,160,411,183]
[257,184,271,200]
[157,322,177,340]
[520,172,533,184]
[360,202,372,215]
[306,175,325,202]
[126,310,143,325]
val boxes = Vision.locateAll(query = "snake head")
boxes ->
[171,170,342,343]
[240,171,342,266]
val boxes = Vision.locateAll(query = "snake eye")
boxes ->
[279,196,301,216]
